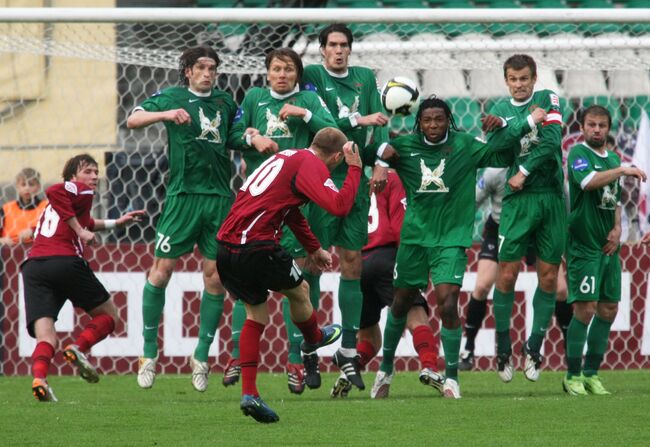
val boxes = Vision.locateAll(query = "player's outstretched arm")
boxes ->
[585,166,647,191]
[127,109,191,129]
[94,210,146,231]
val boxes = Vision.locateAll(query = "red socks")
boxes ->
[32,341,55,379]
[412,325,438,370]
[292,311,322,345]
[356,340,378,369]
[74,314,115,352]
[240,319,265,397]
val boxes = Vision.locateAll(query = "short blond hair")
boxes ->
[311,127,348,156]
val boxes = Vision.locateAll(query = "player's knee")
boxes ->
[472,284,491,300]
[574,302,596,324]
[438,297,460,326]
[597,303,618,321]
[339,249,362,279]
[148,263,174,287]
[497,267,518,290]
[391,293,415,318]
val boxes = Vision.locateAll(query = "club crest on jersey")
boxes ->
[324,178,339,192]
[264,108,291,138]
[599,183,618,210]
[519,126,539,156]
[197,107,222,143]
[418,159,448,193]
[336,96,359,119]
[550,93,560,107]
[572,158,589,171]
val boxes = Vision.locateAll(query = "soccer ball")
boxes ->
[380,76,419,116]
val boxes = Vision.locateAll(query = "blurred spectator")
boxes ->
[0,168,48,246]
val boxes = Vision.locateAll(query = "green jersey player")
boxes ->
[127,46,255,392]
[224,48,338,395]
[484,54,567,383]
[302,24,391,395]
[563,106,645,396]
[372,96,537,399]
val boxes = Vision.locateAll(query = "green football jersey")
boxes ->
[567,143,621,251]
[488,89,564,197]
[383,130,514,248]
[230,87,337,173]
[137,86,238,197]
[303,64,389,181]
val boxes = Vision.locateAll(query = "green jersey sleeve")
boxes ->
[366,74,390,146]
[567,146,596,189]
[303,92,338,133]
[138,89,174,112]
[468,134,515,168]
[228,90,257,152]
[520,91,563,174]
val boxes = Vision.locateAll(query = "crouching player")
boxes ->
[216,128,360,423]
[23,154,144,402]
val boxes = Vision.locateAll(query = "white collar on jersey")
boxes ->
[323,65,349,78]
[270,85,299,100]
[423,131,449,146]
[583,141,609,158]
[188,87,211,97]
[510,94,534,107]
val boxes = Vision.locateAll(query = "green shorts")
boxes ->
[498,192,566,265]
[307,183,370,251]
[154,194,232,260]
[567,239,621,303]
[393,244,468,289]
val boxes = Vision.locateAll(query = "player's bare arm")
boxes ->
[94,210,146,231]
[585,166,647,191]
[357,112,389,127]
[127,109,191,128]
[251,134,279,155]
[603,207,622,256]
[308,247,333,271]
[65,216,96,245]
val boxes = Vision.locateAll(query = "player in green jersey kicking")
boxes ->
[128,46,262,392]
[302,24,391,395]
[563,106,646,396]
[223,47,338,395]
[483,54,568,383]
[372,96,546,399]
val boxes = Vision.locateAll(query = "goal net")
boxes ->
[1,6,650,376]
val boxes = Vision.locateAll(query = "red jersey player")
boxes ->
[216,127,361,423]
[22,154,144,402]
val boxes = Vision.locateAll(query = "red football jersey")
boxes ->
[218,149,361,253]
[364,171,406,251]
[29,181,96,258]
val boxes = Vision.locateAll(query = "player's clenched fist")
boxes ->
[165,108,191,125]
[357,112,389,127]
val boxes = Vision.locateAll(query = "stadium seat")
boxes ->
[452,34,508,99]
[357,32,402,68]
[407,33,453,70]
[609,69,650,99]
[241,0,271,6]
[422,69,468,99]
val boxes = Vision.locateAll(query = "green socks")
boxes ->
[379,311,407,375]
[527,288,556,353]
[566,317,588,378]
[493,288,515,355]
[441,326,462,381]
[584,316,612,377]
[230,299,247,360]
[339,278,362,349]
[193,292,225,362]
[142,281,165,359]
[283,297,304,364]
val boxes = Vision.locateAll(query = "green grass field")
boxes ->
[1,370,649,446]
